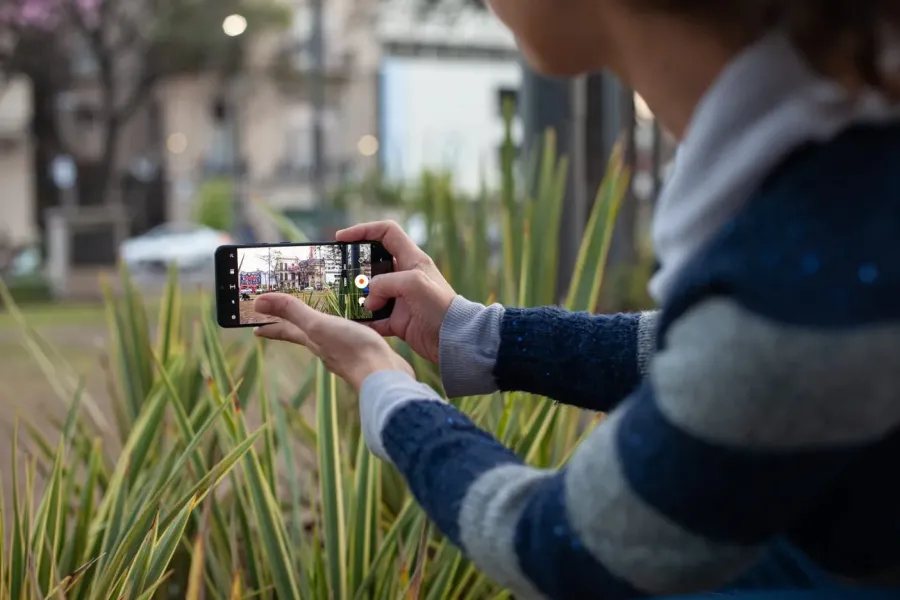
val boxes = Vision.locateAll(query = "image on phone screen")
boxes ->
[216,242,392,327]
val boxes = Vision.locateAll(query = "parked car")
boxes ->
[119,222,232,273]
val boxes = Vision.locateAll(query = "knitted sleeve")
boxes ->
[359,297,897,599]
[438,296,658,411]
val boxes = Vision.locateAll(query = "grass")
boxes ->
[0,293,213,331]
[0,303,106,330]
[261,286,370,320]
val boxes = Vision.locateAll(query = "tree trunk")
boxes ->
[97,68,120,207]
[30,74,63,242]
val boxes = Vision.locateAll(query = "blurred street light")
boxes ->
[357,135,379,157]
[222,14,248,37]
[220,14,252,240]
[167,132,188,154]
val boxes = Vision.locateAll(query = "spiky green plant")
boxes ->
[264,113,632,598]
[3,104,631,599]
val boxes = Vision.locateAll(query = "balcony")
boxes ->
[0,77,32,147]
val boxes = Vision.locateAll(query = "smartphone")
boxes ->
[214,241,394,328]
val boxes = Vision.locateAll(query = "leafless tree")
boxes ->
[0,0,289,205]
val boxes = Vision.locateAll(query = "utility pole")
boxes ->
[521,65,638,304]
[519,64,588,299]
[585,74,637,268]
[309,0,327,210]
[228,74,251,241]
[222,14,253,242]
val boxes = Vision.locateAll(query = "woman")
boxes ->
[254,1,900,598]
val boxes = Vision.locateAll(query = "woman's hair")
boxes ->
[636,0,900,99]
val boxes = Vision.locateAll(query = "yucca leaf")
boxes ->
[351,501,421,600]
[63,439,103,595]
[227,412,301,598]
[256,343,278,493]
[317,366,348,600]
[10,422,26,600]
[44,554,104,598]
[426,549,463,600]
[133,572,173,600]
[565,142,630,312]
[230,478,264,593]
[145,497,196,589]
[124,513,158,594]
[31,437,64,591]
[156,264,184,365]
[0,279,110,434]
[271,395,307,554]
[347,432,379,599]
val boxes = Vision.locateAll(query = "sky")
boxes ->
[238,245,328,273]
[237,248,271,273]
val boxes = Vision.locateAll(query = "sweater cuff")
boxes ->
[438,296,504,398]
[637,311,660,376]
[359,370,445,463]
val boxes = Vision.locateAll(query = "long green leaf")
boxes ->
[317,366,348,600]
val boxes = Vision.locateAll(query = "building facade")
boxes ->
[0,75,36,248]
[161,0,382,241]
[274,244,341,290]
[376,1,523,195]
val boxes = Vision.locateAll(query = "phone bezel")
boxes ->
[214,241,395,328]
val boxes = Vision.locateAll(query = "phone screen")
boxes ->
[216,242,393,326]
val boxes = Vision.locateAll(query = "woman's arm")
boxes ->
[364,297,894,599]
[439,296,658,412]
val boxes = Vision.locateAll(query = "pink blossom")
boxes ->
[0,0,99,28]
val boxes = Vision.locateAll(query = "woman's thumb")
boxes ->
[254,292,317,326]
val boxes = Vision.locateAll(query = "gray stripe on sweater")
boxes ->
[359,370,445,463]
[565,407,763,594]
[458,465,553,600]
[637,310,660,375]
[455,403,762,596]
[652,299,900,448]
[438,296,504,398]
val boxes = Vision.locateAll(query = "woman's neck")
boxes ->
[602,13,750,140]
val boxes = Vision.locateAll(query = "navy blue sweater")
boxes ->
[358,124,900,599]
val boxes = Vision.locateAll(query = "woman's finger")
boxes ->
[336,221,424,267]
[254,321,310,345]
[367,319,393,337]
[365,270,428,311]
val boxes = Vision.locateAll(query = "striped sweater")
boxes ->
[358,122,900,599]
[358,33,900,600]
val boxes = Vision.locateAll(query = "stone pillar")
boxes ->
[45,207,72,297]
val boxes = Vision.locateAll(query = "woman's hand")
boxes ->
[253,293,414,392]
[336,221,456,364]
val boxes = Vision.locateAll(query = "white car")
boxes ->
[119,223,232,273]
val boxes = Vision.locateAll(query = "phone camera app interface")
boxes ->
[235,244,373,324]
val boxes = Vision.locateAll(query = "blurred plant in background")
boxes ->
[1,110,631,598]
[193,177,236,234]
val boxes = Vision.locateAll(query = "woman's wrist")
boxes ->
[438,297,505,398]
[349,351,415,392]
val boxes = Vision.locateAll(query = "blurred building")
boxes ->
[375,0,523,195]
[8,0,532,255]
[0,75,35,248]
[161,0,382,239]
